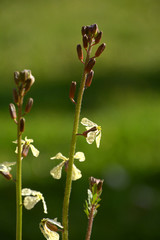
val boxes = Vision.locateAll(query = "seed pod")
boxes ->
[81,26,86,36]
[25,98,33,113]
[94,31,103,44]
[69,81,76,104]
[85,58,96,73]
[13,88,19,104]
[9,103,17,120]
[19,69,31,83]
[95,43,106,57]
[85,70,94,88]
[20,117,25,132]
[14,71,20,85]
[83,35,88,49]
[76,44,83,62]
[22,144,30,157]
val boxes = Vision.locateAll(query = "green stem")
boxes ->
[62,43,92,240]
[16,100,23,240]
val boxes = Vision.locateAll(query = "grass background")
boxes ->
[0,0,160,239]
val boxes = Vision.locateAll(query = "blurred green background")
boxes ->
[0,0,160,239]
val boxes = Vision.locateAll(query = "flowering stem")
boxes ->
[62,43,92,240]
[16,99,23,240]
[85,205,95,240]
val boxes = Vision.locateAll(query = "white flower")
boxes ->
[81,118,101,148]
[50,152,85,181]
[13,136,39,157]
[0,162,16,180]
[40,218,63,240]
[22,188,47,214]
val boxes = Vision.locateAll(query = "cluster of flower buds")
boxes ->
[9,70,34,125]
[84,176,104,219]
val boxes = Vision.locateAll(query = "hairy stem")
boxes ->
[85,205,95,240]
[62,43,92,240]
[16,100,23,240]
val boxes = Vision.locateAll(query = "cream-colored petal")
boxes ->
[96,131,101,148]
[25,136,33,144]
[2,162,16,167]
[72,164,82,181]
[50,153,68,161]
[74,152,85,162]
[22,188,33,196]
[46,218,63,229]
[23,196,40,210]
[50,161,64,179]
[41,195,48,214]
[86,131,96,144]
[30,144,40,157]
[40,220,60,240]
[81,118,96,127]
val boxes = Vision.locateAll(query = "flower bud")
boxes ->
[83,35,88,49]
[14,71,20,85]
[25,98,34,113]
[89,176,104,193]
[9,103,17,120]
[76,44,83,62]
[85,70,94,88]
[19,69,31,83]
[24,75,35,93]
[20,117,25,132]
[94,31,103,44]
[81,26,86,36]
[69,81,76,104]
[91,24,98,36]
[13,88,19,104]
[85,58,96,73]
[95,43,106,57]
[0,171,12,180]
[22,144,30,157]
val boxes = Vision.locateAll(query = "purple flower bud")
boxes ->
[76,44,83,62]
[83,35,88,49]
[25,98,33,113]
[13,88,19,104]
[69,81,76,104]
[9,103,17,120]
[95,43,106,57]
[20,117,25,132]
[94,31,103,44]
[85,70,94,88]
[85,58,96,73]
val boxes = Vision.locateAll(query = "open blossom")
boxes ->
[80,118,102,148]
[0,161,16,180]
[22,188,47,214]
[50,152,85,181]
[13,136,39,157]
[40,218,63,240]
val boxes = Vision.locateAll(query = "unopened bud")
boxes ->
[14,71,20,85]
[13,88,19,104]
[85,58,96,73]
[89,176,104,193]
[85,70,94,88]
[81,26,86,36]
[0,171,12,180]
[69,81,76,104]
[83,35,88,49]
[9,103,17,120]
[22,144,30,157]
[91,24,98,36]
[95,43,106,57]
[25,98,33,113]
[24,75,35,93]
[20,117,25,132]
[46,221,59,232]
[76,44,83,62]
[19,69,31,83]
[94,31,103,44]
